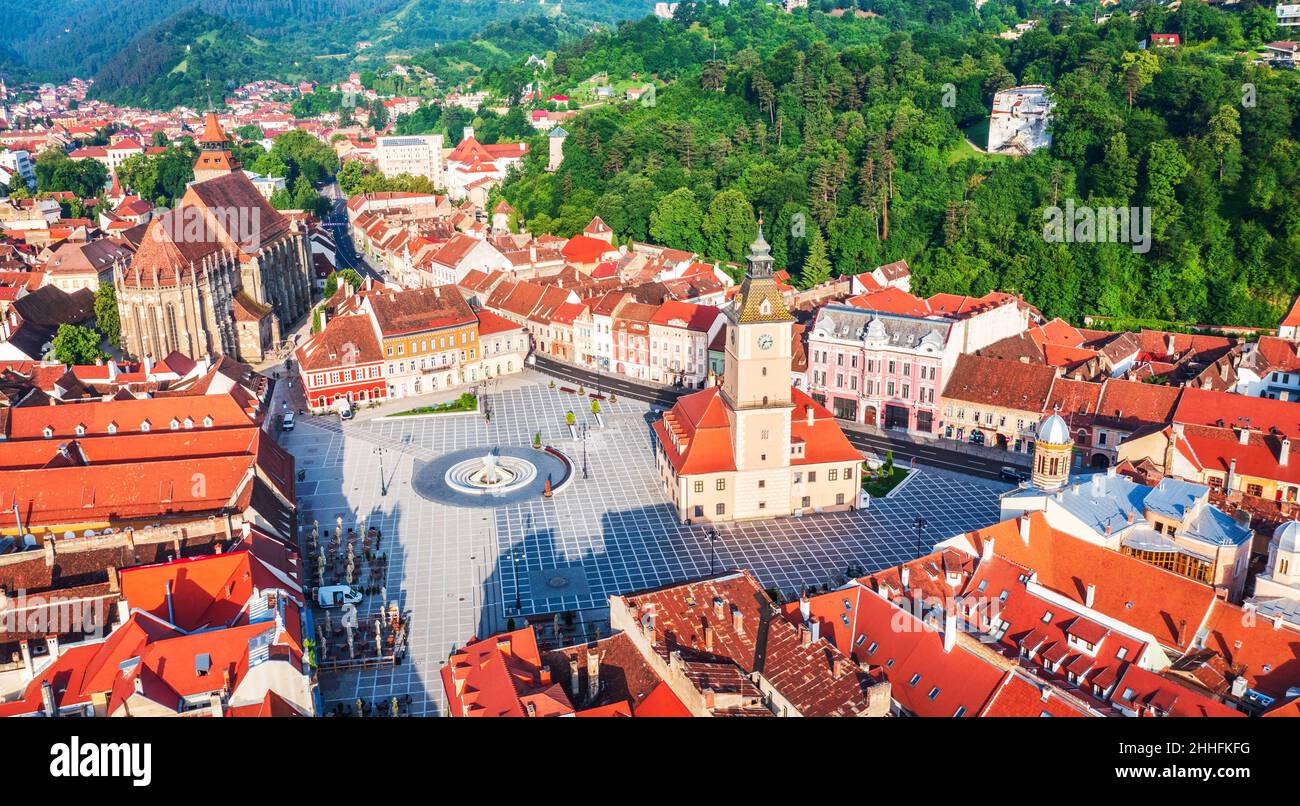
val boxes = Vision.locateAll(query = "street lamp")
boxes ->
[375,447,388,496]
[581,423,589,480]
[707,528,718,576]
[914,517,928,558]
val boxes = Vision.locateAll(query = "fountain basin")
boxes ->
[412,446,570,507]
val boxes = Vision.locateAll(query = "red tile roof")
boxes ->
[1175,387,1300,438]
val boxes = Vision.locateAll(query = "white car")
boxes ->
[281,412,296,431]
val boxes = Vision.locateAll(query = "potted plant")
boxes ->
[549,379,556,390]
[533,431,542,449]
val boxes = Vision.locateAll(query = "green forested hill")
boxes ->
[492,0,1300,328]
[1,0,654,90]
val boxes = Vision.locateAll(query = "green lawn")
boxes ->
[389,393,477,417]
[861,465,907,497]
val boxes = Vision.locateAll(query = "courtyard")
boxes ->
[282,372,1008,716]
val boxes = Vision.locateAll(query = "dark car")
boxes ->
[999,466,1028,483]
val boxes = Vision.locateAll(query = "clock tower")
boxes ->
[722,224,795,487]
[652,222,863,523]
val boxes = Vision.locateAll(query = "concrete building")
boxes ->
[376,134,444,185]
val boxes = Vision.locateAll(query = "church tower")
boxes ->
[193,112,239,184]
[1031,414,1073,490]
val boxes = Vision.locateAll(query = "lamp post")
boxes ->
[707,528,718,576]
[581,423,589,480]
[914,517,928,559]
[375,447,387,496]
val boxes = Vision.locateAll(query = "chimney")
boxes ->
[1227,458,1237,491]
[46,634,59,660]
[704,622,714,652]
[900,567,910,590]
[463,126,474,141]
[40,680,55,717]
[165,580,175,625]
[731,605,744,635]
[209,692,224,718]
[538,667,552,687]
[981,538,995,562]
[1165,333,1176,357]
[569,658,580,700]
[798,594,811,623]
[1085,584,1096,608]
[798,624,812,647]
[1019,514,1031,544]
[107,566,119,594]
[1239,428,1250,445]
[43,538,55,568]
[832,655,854,680]
[810,619,820,643]
[806,405,815,426]
[713,596,725,620]
[942,611,957,653]
[1283,438,1291,468]
[586,649,600,702]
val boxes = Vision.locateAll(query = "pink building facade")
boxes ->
[807,305,951,434]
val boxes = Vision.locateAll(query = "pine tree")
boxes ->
[800,228,832,289]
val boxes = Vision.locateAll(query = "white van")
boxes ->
[317,585,363,608]
[281,412,296,431]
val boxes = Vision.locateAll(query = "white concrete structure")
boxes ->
[988,85,1054,155]
[376,134,444,185]
[1277,3,1300,27]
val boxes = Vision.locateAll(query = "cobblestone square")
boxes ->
[283,373,1007,716]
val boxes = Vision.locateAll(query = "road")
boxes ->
[531,354,1027,482]
[319,180,385,282]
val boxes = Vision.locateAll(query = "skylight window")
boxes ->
[908,673,921,687]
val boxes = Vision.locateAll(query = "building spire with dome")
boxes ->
[1031,413,1073,490]
[733,216,790,325]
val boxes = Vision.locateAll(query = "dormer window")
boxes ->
[107,422,117,434]
[183,417,194,429]
[203,416,213,428]
[140,420,151,432]
[169,418,180,430]
[75,424,86,436]
[42,426,53,438]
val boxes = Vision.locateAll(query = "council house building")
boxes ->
[653,226,863,523]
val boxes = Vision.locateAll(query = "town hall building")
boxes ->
[114,113,313,363]
[654,227,863,523]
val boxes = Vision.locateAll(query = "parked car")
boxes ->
[999,466,1028,483]
[316,585,363,608]
[281,412,296,431]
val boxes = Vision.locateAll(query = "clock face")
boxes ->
[757,334,774,350]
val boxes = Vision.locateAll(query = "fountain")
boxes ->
[413,445,573,506]
[443,449,538,495]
